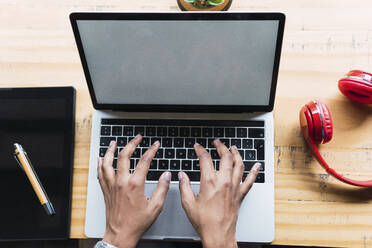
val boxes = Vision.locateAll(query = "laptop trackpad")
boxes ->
[143,182,200,240]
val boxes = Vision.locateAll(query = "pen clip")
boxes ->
[13,152,25,172]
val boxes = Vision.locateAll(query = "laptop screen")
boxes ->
[72,13,285,112]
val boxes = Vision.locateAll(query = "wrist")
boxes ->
[103,229,139,248]
[201,234,237,248]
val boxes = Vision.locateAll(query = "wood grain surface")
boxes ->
[1,0,372,247]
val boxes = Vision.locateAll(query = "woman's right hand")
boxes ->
[178,140,261,248]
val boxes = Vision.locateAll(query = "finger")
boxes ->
[194,143,214,180]
[214,139,233,177]
[230,145,244,189]
[149,171,172,213]
[240,163,261,198]
[97,157,106,190]
[178,172,196,212]
[133,140,160,182]
[117,134,142,175]
[102,140,117,183]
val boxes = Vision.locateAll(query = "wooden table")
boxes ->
[1,0,372,247]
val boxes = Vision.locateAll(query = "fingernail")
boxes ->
[253,163,261,171]
[162,171,171,182]
[194,142,200,146]
[109,140,116,146]
[231,145,237,151]
[178,171,183,180]
[214,138,220,142]
[154,140,160,145]
[135,134,142,138]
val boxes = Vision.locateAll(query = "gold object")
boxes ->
[177,0,232,11]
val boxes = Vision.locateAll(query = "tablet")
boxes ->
[0,87,75,240]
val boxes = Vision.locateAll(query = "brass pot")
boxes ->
[177,0,233,11]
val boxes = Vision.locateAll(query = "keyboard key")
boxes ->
[176,149,187,159]
[168,127,178,137]
[113,159,117,169]
[185,171,200,181]
[99,148,107,157]
[202,128,213,137]
[242,172,265,183]
[101,126,111,136]
[249,128,264,138]
[215,160,220,170]
[245,150,256,160]
[159,160,169,170]
[128,136,135,142]
[254,139,265,160]
[242,139,253,149]
[114,148,118,158]
[147,171,165,181]
[237,128,247,138]
[191,127,201,137]
[140,137,150,147]
[123,126,134,136]
[171,172,178,181]
[134,127,145,136]
[157,127,168,136]
[170,160,180,170]
[243,161,254,171]
[185,138,195,148]
[117,137,127,147]
[220,138,230,147]
[141,148,148,155]
[182,160,192,170]
[214,127,224,137]
[146,127,156,136]
[192,160,200,170]
[255,173,265,183]
[151,137,161,145]
[231,139,241,149]
[238,150,244,159]
[162,138,173,147]
[100,137,116,146]
[225,128,235,137]
[174,138,184,148]
[210,149,219,159]
[135,159,140,166]
[254,138,264,149]
[112,126,122,136]
[180,127,190,137]
[150,159,158,169]
[207,138,215,148]
[196,138,207,148]
[130,159,135,169]
[132,148,141,158]
[187,149,197,159]
[155,148,164,158]
[165,149,175,159]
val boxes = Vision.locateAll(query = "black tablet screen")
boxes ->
[0,87,75,240]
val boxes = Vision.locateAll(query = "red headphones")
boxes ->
[299,70,372,187]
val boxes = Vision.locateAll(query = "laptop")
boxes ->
[70,12,285,243]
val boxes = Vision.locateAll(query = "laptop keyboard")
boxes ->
[99,119,265,183]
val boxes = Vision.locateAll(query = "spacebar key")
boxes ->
[184,171,200,181]
[147,171,166,181]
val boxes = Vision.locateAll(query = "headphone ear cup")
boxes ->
[299,105,314,141]
[306,101,323,143]
[339,70,372,104]
[316,100,333,143]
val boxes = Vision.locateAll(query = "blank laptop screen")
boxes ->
[77,20,279,106]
